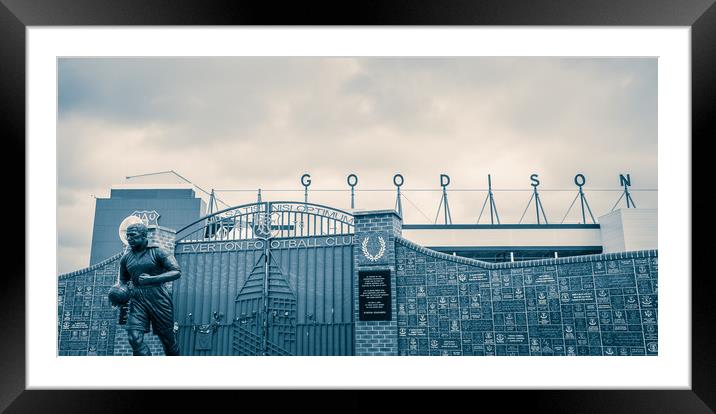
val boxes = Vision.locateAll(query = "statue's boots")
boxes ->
[158,330,181,356]
[132,342,152,356]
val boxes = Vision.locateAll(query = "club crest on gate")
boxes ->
[252,211,281,240]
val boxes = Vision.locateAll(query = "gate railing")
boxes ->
[175,201,355,243]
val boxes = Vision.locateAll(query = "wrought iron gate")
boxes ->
[233,246,297,355]
[173,201,355,356]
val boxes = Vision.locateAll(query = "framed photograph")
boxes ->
[7,0,714,411]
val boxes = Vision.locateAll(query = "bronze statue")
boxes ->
[111,222,182,356]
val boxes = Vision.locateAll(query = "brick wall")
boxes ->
[58,255,121,356]
[395,237,658,356]
[58,226,178,356]
[353,210,402,356]
[113,325,167,356]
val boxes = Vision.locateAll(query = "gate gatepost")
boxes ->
[353,209,402,356]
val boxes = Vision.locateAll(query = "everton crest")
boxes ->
[131,210,160,226]
[252,211,280,240]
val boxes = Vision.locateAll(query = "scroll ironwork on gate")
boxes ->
[175,201,355,242]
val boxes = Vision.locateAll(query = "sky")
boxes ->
[57,57,657,274]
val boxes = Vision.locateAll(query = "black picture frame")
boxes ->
[4,0,714,411]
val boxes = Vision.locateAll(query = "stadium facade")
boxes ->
[58,185,658,356]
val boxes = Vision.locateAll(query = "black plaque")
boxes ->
[359,270,392,321]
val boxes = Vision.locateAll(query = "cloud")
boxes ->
[56,57,658,273]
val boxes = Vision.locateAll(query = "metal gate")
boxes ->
[233,246,296,355]
[172,201,355,355]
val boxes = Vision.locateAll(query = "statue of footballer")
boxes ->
[108,222,181,356]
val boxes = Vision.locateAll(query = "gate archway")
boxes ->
[172,201,355,355]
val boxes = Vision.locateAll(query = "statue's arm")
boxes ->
[118,255,130,287]
[138,270,180,285]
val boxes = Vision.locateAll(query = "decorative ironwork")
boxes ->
[176,201,354,242]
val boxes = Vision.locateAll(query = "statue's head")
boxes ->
[126,222,148,249]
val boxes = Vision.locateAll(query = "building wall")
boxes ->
[599,209,658,253]
[58,254,121,356]
[89,188,205,265]
[395,237,658,356]
[402,225,602,249]
[620,209,658,252]
[599,210,627,252]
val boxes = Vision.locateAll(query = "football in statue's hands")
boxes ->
[108,284,130,305]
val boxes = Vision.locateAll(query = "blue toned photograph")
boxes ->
[57,57,657,356]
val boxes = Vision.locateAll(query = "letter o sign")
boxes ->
[393,174,404,187]
[574,174,586,187]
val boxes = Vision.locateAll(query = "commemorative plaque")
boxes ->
[359,270,392,321]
